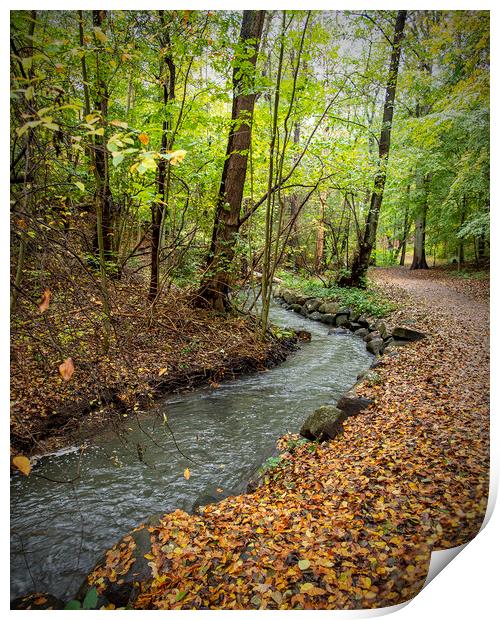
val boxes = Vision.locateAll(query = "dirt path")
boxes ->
[372,266,489,318]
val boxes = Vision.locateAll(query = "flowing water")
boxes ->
[10,303,372,601]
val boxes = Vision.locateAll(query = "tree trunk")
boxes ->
[92,10,114,261]
[399,185,410,266]
[197,10,265,311]
[288,121,301,270]
[337,10,407,288]
[410,173,430,270]
[149,11,175,301]
[315,192,326,273]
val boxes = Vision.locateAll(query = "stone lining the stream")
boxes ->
[272,287,409,357]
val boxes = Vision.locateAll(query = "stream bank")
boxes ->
[11,301,373,604]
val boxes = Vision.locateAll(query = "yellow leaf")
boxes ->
[143,553,155,560]
[158,367,168,376]
[110,119,128,128]
[93,27,108,44]
[59,357,75,381]
[168,149,186,165]
[138,133,149,145]
[38,288,51,313]
[184,467,190,480]
[13,455,31,476]
[298,559,310,571]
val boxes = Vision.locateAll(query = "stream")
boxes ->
[10,302,373,601]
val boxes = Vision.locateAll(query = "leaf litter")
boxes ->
[84,267,489,609]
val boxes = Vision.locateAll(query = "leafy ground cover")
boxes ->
[276,270,396,317]
[81,266,489,610]
[10,261,295,456]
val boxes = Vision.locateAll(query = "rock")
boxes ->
[384,336,395,348]
[11,593,65,610]
[349,322,362,332]
[78,520,162,608]
[305,298,322,313]
[295,330,312,341]
[336,392,373,417]
[349,309,361,322]
[392,326,426,341]
[308,311,322,321]
[318,301,339,314]
[335,314,350,327]
[300,405,345,441]
[354,327,370,339]
[357,314,370,328]
[328,327,351,335]
[366,337,384,356]
[273,286,283,298]
[374,320,389,339]
[296,294,310,306]
[300,305,309,316]
[290,303,303,313]
[319,313,337,325]
[364,330,381,343]
[282,290,298,305]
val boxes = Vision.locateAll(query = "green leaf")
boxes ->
[64,600,82,610]
[74,182,85,192]
[112,152,124,167]
[82,587,98,610]
[175,590,188,602]
[298,559,311,570]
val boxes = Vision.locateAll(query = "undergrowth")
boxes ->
[276,271,395,317]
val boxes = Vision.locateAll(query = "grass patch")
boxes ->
[276,270,395,318]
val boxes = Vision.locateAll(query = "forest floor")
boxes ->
[10,268,297,457]
[79,265,489,610]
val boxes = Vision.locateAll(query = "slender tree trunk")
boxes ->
[149,11,175,301]
[410,173,430,270]
[337,10,407,288]
[92,10,114,261]
[457,195,466,269]
[399,184,410,266]
[288,121,301,270]
[315,192,326,273]
[197,10,265,311]
[11,10,36,311]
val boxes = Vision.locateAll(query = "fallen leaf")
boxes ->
[59,357,75,381]
[184,467,190,480]
[298,559,310,571]
[38,288,51,313]
[13,455,31,476]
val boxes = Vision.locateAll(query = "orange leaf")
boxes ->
[158,367,168,376]
[13,455,31,476]
[59,357,75,381]
[38,288,51,313]
[138,133,149,145]
[184,467,190,480]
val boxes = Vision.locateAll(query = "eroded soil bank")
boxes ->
[11,280,298,456]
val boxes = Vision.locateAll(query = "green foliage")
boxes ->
[277,271,395,317]
[64,587,98,610]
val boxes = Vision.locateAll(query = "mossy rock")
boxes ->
[300,405,345,442]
